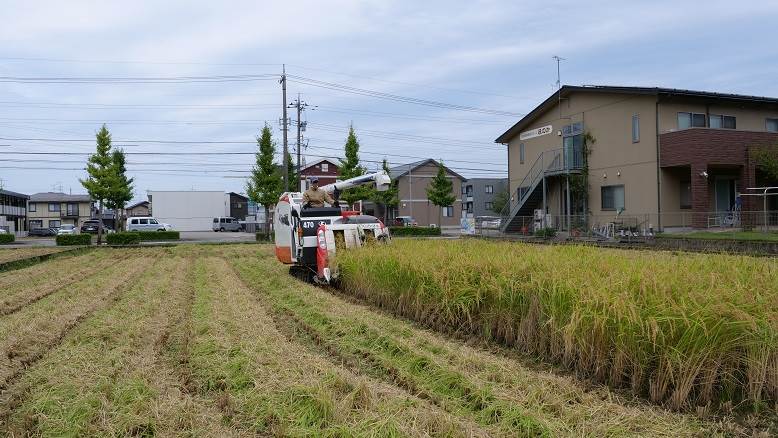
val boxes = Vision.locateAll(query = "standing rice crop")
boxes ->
[337,240,778,411]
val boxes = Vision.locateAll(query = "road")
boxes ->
[5,231,256,248]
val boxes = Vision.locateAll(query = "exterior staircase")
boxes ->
[500,145,584,234]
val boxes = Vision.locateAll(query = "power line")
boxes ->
[0,74,279,84]
[287,75,521,117]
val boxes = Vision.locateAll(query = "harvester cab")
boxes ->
[274,171,391,284]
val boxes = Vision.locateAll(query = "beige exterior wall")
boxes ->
[658,102,778,134]
[127,204,150,217]
[27,201,92,228]
[506,93,659,219]
[396,162,462,227]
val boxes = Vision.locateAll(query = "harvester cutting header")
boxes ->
[274,171,392,284]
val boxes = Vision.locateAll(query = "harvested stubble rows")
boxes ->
[0,244,768,436]
[337,239,778,413]
[0,247,68,265]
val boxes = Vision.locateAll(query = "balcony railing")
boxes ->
[0,205,26,216]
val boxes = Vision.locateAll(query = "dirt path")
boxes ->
[225,245,725,437]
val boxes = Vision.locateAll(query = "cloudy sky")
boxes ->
[1,1,778,202]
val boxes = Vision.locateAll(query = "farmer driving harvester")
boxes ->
[302,177,336,208]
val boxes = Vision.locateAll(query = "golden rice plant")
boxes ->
[337,239,778,411]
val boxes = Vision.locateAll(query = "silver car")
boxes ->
[212,217,241,232]
[127,216,173,232]
[57,224,78,235]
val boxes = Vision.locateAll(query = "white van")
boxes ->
[127,216,173,232]
[212,217,242,232]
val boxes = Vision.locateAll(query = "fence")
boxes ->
[479,210,778,239]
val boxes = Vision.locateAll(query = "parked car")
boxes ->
[80,220,114,234]
[393,216,418,227]
[57,224,78,235]
[28,227,57,237]
[212,217,242,232]
[0,228,7,234]
[127,216,173,232]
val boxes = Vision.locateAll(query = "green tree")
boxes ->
[285,150,299,192]
[246,124,283,238]
[753,147,778,181]
[105,149,134,231]
[426,160,456,227]
[370,158,398,222]
[80,125,115,244]
[338,127,369,207]
[491,188,509,215]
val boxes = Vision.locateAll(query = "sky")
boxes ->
[1,0,778,203]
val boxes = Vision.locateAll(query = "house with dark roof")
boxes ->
[389,159,465,228]
[0,189,29,235]
[126,200,150,217]
[495,85,778,233]
[299,158,340,190]
[27,192,93,230]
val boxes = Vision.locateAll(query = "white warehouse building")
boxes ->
[148,191,230,232]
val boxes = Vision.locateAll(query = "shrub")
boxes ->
[56,234,92,246]
[338,239,778,412]
[0,233,15,244]
[129,230,180,241]
[256,232,273,242]
[534,227,556,239]
[388,226,441,237]
[106,232,141,245]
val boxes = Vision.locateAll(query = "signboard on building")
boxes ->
[519,124,553,141]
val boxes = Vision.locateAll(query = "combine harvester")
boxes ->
[274,171,392,284]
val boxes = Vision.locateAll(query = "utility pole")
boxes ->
[288,94,315,192]
[280,64,289,191]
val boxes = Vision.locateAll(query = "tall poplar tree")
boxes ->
[338,126,369,207]
[426,160,455,227]
[80,125,115,244]
[246,124,283,238]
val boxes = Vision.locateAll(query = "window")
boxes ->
[442,206,454,217]
[485,185,494,194]
[48,202,60,212]
[29,220,42,229]
[66,203,78,216]
[461,203,467,211]
[48,220,61,228]
[519,143,525,164]
[321,163,329,172]
[709,114,736,129]
[139,219,149,225]
[601,185,625,211]
[466,186,473,197]
[766,118,778,132]
[677,112,706,129]
[130,219,138,225]
[149,219,159,224]
[213,218,219,223]
[632,114,640,143]
[461,185,466,195]
[680,181,692,209]
[28,202,36,212]
[485,202,493,210]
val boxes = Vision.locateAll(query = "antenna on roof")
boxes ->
[552,55,566,120]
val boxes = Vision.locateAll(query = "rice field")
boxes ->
[0,243,773,436]
[337,239,778,414]
[0,247,68,265]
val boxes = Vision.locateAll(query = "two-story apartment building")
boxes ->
[496,86,778,232]
[389,159,465,228]
[461,178,508,218]
[0,189,28,235]
[27,192,93,230]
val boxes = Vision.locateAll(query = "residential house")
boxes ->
[299,158,340,190]
[28,192,93,230]
[126,200,150,217]
[228,192,249,220]
[496,85,778,232]
[0,189,29,235]
[389,159,465,228]
[461,178,508,218]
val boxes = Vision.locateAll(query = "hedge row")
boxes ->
[56,234,92,246]
[0,234,15,244]
[388,226,441,237]
[106,232,142,245]
[130,230,180,241]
